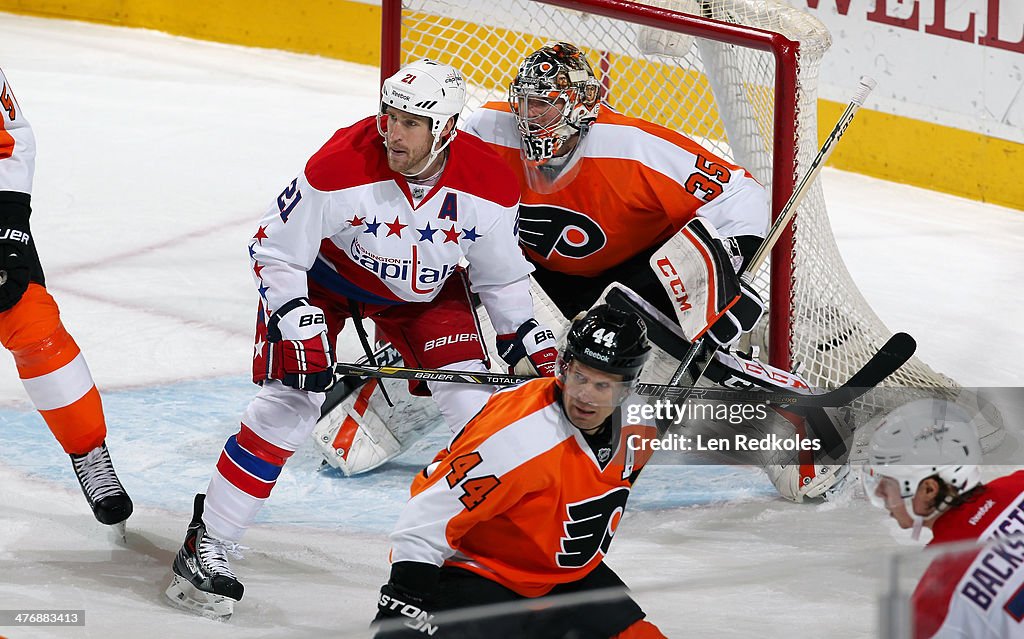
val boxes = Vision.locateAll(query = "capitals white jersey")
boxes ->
[249,116,533,315]
[912,471,1024,638]
[0,67,36,195]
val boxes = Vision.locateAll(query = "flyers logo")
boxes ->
[518,204,606,260]
[555,487,630,568]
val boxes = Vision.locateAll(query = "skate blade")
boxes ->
[165,574,235,620]
[108,521,127,545]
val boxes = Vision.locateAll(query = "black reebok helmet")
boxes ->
[562,304,651,381]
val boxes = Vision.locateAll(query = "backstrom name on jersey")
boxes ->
[960,495,1024,611]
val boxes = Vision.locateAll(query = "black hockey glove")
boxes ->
[704,233,765,349]
[706,279,765,349]
[0,195,33,312]
[373,562,441,638]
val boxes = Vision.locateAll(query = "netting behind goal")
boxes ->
[380,0,1002,451]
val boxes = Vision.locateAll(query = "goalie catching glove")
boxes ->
[264,297,336,392]
[496,318,558,377]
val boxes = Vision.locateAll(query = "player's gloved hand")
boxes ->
[496,318,558,377]
[0,206,33,312]
[373,562,439,638]
[706,279,765,349]
[266,298,336,392]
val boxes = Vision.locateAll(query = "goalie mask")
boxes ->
[378,59,467,177]
[508,42,602,193]
[862,398,982,539]
[558,305,651,409]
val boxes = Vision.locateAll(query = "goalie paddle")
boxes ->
[604,283,917,406]
[331,332,914,409]
[641,331,917,408]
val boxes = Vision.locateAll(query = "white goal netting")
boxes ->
[384,0,1002,452]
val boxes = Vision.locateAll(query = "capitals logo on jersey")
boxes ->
[349,238,458,295]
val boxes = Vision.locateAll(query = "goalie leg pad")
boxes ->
[764,461,851,503]
[313,375,443,476]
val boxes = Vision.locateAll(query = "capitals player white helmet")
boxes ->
[863,398,982,536]
[379,59,467,176]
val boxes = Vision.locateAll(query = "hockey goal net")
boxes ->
[380,0,1002,451]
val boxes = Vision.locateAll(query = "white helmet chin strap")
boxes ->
[908,500,927,540]
[907,497,946,540]
[398,129,456,178]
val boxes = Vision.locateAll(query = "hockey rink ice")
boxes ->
[1,12,1023,639]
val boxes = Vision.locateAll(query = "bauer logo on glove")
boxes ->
[264,297,336,393]
[495,318,559,377]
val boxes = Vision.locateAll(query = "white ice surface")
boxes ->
[0,12,1022,639]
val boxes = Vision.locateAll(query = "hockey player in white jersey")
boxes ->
[165,59,559,619]
[864,399,1024,639]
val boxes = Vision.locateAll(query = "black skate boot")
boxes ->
[70,441,133,526]
[166,494,245,619]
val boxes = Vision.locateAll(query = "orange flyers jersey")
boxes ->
[462,102,769,277]
[389,377,658,598]
[0,67,36,195]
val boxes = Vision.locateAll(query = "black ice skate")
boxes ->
[166,494,245,619]
[70,441,133,529]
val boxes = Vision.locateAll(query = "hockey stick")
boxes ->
[320,342,402,419]
[664,76,879,401]
[330,332,913,408]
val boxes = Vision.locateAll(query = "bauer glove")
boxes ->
[496,318,558,377]
[0,197,33,312]
[265,298,336,392]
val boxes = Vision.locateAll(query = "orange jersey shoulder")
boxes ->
[464,102,769,277]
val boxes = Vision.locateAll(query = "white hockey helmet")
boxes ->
[379,59,467,175]
[862,398,982,536]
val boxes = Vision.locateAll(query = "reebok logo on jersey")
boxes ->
[969,499,997,526]
[349,238,457,294]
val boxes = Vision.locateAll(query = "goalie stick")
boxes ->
[664,76,879,402]
[330,332,914,409]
